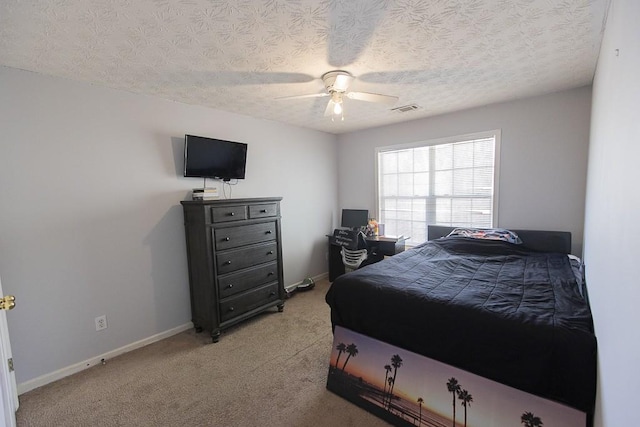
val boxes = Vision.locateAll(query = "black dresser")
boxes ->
[181,197,285,342]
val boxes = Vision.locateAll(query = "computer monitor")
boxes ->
[341,209,369,230]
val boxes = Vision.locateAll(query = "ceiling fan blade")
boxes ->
[324,100,336,117]
[346,91,399,105]
[275,93,329,100]
[332,74,353,92]
[326,2,387,67]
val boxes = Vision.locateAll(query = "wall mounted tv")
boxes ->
[183,134,248,181]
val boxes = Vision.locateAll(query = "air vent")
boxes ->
[391,104,421,113]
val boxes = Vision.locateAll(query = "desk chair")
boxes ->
[340,247,368,272]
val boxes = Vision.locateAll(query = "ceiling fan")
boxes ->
[278,70,399,120]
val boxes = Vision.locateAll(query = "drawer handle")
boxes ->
[266,230,272,234]
[228,212,235,216]
[268,272,274,276]
[228,307,234,312]
[268,250,274,255]
[224,237,230,241]
[225,261,232,265]
[260,209,267,213]
[227,284,233,289]
[269,291,276,296]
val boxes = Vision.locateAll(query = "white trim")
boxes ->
[0,274,18,427]
[492,130,502,227]
[17,322,193,395]
[374,129,502,229]
[375,129,501,153]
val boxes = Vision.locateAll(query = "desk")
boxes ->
[328,235,407,282]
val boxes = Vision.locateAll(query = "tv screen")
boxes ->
[184,134,247,180]
[341,209,369,229]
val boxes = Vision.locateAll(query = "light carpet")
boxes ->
[16,278,389,426]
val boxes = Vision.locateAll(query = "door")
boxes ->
[0,273,17,427]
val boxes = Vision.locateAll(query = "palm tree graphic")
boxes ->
[386,377,394,405]
[383,365,392,398]
[457,389,473,427]
[446,377,461,427]
[521,411,544,427]
[417,397,424,426]
[387,354,403,408]
[335,342,346,369]
[341,343,359,371]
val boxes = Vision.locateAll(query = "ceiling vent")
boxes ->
[391,104,421,113]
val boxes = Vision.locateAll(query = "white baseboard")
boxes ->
[17,322,193,395]
[18,275,330,394]
[284,272,329,292]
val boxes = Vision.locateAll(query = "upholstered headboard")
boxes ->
[427,225,572,254]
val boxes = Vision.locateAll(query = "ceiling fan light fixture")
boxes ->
[281,69,396,123]
[331,92,344,120]
[333,98,343,115]
[331,103,344,122]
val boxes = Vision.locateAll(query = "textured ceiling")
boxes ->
[0,0,609,134]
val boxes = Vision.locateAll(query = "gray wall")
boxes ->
[337,87,592,254]
[0,66,338,385]
[584,1,640,426]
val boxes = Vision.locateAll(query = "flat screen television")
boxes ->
[341,209,369,230]
[184,134,248,181]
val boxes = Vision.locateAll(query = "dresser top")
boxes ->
[181,197,282,206]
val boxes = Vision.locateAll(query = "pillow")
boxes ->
[446,227,522,244]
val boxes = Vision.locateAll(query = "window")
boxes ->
[376,130,500,246]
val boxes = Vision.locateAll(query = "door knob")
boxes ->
[0,295,16,311]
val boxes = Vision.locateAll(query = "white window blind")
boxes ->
[376,131,499,246]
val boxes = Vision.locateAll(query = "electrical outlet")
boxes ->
[95,315,107,331]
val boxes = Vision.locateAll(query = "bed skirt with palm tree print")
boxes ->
[326,326,586,427]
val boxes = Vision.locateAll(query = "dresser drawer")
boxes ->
[220,283,280,323]
[211,205,247,223]
[218,262,278,299]
[248,203,278,219]
[214,221,276,251]
[216,242,278,274]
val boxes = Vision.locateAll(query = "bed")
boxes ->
[325,226,596,425]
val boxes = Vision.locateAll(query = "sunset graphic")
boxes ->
[326,326,586,427]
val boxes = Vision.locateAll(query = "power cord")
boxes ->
[221,179,239,199]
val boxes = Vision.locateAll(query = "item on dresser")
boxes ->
[180,197,285,342]
[191,187,219,200]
